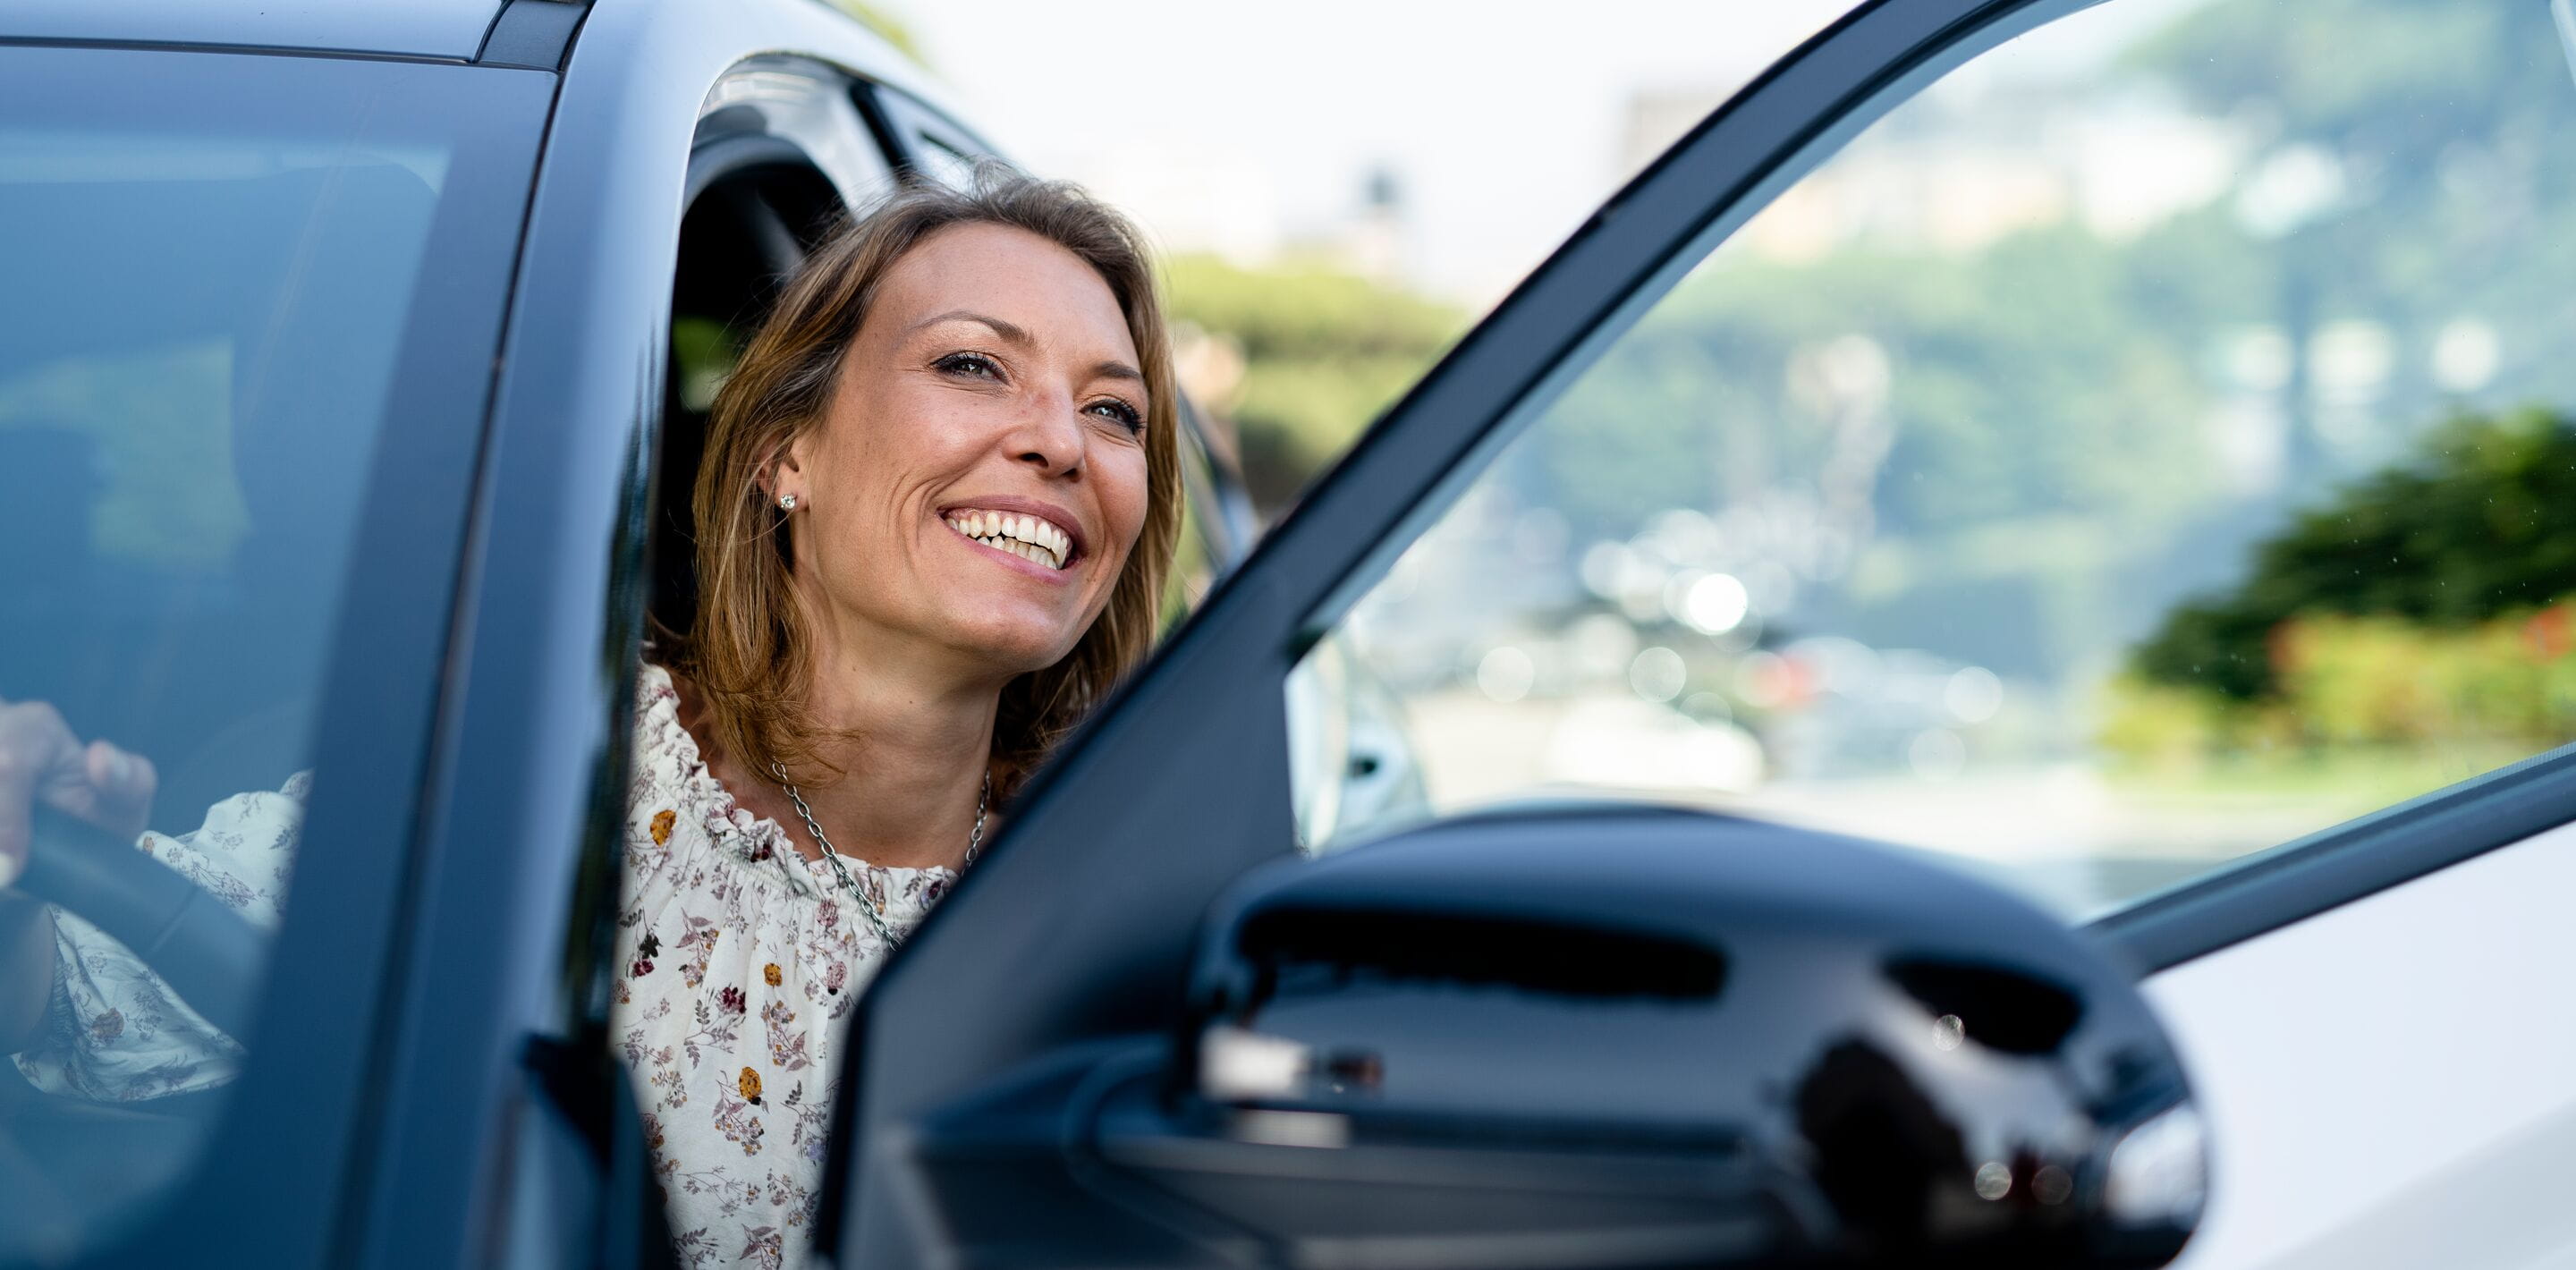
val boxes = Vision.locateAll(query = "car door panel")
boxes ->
[833,0,2576,1266]
[834,0,2117,1261]
[2148,823,2576,1269]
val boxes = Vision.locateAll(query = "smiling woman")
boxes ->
[2,162,1183,1269]
[682,173,1183,815]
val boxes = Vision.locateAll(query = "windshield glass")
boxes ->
[1294,0,2576,919]
[0,46,546,1257]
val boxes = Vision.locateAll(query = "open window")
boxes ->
[650,71,894,642]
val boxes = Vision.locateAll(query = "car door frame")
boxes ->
[831,0,2110,1260]
[831,0,2576,1261]
[326,1,969,1266]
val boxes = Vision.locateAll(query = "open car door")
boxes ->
[826,0,2576,1266]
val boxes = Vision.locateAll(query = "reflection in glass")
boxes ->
[0,47,533,1258]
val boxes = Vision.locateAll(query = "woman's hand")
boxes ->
[0,699,153,1052]
[0,698,156,891]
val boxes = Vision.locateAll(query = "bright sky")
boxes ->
[892,1,1858,302]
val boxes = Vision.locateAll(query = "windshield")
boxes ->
[0,46,547,1257]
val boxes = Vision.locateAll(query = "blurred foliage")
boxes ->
[823,0,928,67]
[0,341,246,566]
[2135,409,2576,701]
[1162,254,1465,511]
[2107,602,2576,769]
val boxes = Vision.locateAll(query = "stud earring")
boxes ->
[778,494,798,511]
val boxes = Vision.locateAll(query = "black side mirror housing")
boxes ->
[1164,806,2203,1267]
[880,806,2205,1269]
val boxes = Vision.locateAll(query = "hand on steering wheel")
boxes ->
[0,698,157,890]
[0,698,267,1045]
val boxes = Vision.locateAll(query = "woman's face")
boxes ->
[777,222,1151,684]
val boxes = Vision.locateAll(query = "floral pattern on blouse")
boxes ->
[6,665,955,1270]
[8,775,306,1100]
[618,663,956,1267]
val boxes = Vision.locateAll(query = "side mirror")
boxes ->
[886,807,2205,1269]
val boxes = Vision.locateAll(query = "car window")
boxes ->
[0,47,544,1258]
[863,86,993,191]
[1292,0,2576,919]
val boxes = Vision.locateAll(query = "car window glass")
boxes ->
[1292,0,2576,919]
[0,47,539,1257]
[911,134,980,190]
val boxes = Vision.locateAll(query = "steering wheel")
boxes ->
[17,805,267,1041]
[0,809,266,1254]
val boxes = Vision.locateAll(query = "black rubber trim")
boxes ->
[474,0,587,71]
[2089,741,2576,973]
[0,35,467,64]
[681,133,813,207]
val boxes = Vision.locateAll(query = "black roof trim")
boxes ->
[475,0,589,71]
[0,35,470,65]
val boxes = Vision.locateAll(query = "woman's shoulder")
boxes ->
[631,660,697,766]
[626,660,816,893]
[630,660,712,805]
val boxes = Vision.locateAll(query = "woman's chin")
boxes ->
[941,613,1084,678]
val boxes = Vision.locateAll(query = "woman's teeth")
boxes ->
[945,511,1070,571]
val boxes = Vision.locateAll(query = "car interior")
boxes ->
[650,156,848,644]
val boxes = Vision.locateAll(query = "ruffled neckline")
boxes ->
[637,662,959,900]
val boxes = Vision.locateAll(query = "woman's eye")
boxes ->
[1087,399,1145,435]
[935,351,1003,380]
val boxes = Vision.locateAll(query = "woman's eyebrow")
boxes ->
[914,309,1140,390]
[910,309,1032,345]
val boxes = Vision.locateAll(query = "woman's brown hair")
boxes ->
[678,164,1182,795]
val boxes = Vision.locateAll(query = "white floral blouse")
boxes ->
[9,663,955,1270]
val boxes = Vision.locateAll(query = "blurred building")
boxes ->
[1618,80,2245,262]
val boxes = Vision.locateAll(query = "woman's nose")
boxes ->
[1009,389,1088,478]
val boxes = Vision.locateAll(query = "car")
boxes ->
[4,0,2572,1266]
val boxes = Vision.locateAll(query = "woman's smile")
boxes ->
[939,500,1083,574]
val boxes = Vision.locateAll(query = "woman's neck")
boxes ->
[674,643,1000,873]
[792,634,999,869]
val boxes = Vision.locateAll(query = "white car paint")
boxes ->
[2150,823,2576,1270]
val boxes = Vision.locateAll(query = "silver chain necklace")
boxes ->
[771,762,988,951]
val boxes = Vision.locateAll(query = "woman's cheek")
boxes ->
[1106,450,1153,549]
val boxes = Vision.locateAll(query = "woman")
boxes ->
[0,165,1182,1266]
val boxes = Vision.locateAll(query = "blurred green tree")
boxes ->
[1162,254,1465,511]
[824,0,929,66]
[2135,407,2576,700]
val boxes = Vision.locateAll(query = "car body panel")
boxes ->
[2149,822,2576,1269]
[0,0,505,60]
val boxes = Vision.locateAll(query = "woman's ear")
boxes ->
[764,433,811,507]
